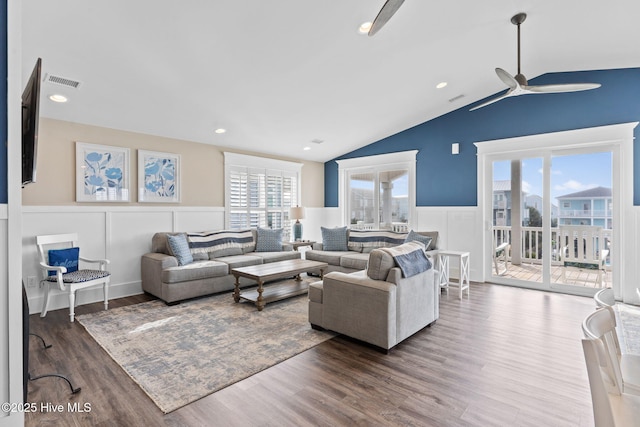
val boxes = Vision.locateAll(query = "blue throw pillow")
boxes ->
[167,233,194,266]
[404,230,432,250]
[256,227,283,252]
[48,247,80,276]
[321,226,348,251]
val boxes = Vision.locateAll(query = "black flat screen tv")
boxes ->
[22,58,42,187]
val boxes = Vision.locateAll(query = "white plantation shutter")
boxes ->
[224,153,302,239]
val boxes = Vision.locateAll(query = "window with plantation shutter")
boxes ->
[224,153,302,241]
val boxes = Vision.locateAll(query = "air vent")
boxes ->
[311,139,324,144]
[448,94,465,103]
[44,73,82,89]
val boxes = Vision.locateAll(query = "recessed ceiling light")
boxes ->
[49,94,68,103]
[436,82,448,89]
[214,128,226,134]
[303,146,311,151]
[358,22,372,34]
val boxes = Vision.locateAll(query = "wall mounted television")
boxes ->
[22,58,42,187]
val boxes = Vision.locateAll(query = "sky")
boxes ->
[493,151,612,206]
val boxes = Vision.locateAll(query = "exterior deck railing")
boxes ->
[492,226,612,267]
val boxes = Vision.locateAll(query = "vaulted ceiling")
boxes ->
[21,0,640,162]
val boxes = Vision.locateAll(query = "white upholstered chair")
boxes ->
[36,233,111,322]
[582,338,640,427]
[582,307,640,396]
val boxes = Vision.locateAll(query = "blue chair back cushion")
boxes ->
[48,247,79,276]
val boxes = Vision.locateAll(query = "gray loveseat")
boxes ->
[141,229,300,304]
[305,228,439,275]
[308,241,439,351]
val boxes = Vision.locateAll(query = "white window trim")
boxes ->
[224,152,303,230]
[336,150,418,229]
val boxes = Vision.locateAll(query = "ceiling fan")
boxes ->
[368,0,405,36]
[469,13,601,111]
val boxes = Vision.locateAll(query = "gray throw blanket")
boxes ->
[384,242,432,278]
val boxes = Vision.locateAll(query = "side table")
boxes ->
[436,250,470,299]
[287,241,316,251]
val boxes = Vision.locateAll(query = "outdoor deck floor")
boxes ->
[493,261,612,288]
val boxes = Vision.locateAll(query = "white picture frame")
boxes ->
[76,142,130,202]
[138,150,181,203]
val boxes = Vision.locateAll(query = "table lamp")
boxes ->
[290,206,305,241]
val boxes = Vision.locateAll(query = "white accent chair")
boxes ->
[36,233,111,322]
[582,338,640,427]
[582,307,640,396]
[594,287,616,308]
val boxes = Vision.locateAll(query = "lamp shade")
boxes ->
[290,206,305,220]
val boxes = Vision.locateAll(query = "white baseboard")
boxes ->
[28,280,143,316]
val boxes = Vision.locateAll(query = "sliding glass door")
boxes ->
[476,124,631,297]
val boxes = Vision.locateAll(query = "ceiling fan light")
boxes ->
[358,22,372,34]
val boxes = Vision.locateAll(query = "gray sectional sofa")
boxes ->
[305,228,439,275]
[141,229,300,304]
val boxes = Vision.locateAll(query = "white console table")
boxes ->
[436,250,470,299]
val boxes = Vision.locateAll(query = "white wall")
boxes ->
[22,206,225,314]
[416,206,482,282]
[22,204,483,315]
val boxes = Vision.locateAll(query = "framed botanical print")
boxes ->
[76,142,130,202]
[138,150,180,203]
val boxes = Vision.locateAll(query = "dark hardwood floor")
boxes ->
[25,283,596,426]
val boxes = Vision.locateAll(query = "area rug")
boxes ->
[76,290,335,413]
[617,303,640,355]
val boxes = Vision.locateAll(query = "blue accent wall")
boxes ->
[1,0,7,203]
[325,68,640,207]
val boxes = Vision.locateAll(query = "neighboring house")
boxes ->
[556,186,612,228]
[524,194,558,222]
[349,187,409,226]
[492,180,530,226]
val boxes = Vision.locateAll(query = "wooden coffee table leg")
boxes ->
[256,279,265,311]
[233,274,241,303]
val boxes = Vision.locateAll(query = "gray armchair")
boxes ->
[308,242,439,351]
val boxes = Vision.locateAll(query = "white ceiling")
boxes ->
[21,0,640,162]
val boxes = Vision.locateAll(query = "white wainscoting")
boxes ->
[415,206,482,283]
[22,206,225,314]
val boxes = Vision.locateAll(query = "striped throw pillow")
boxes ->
[348,229,407,252]
[187,229,254,255]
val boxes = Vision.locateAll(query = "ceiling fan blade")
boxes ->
[469,90,515,111]
[525,82,601,93]
[495,68,519,90]
[368,0,405,36]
